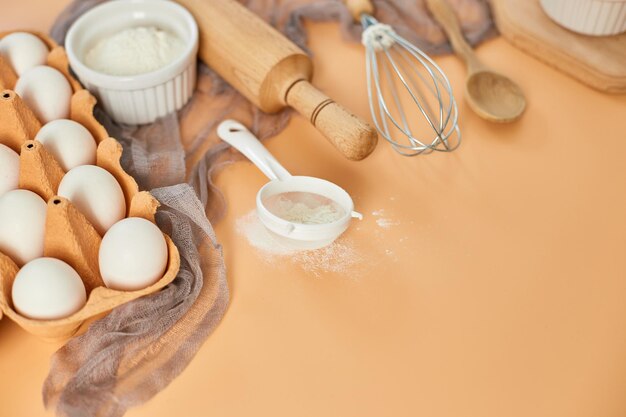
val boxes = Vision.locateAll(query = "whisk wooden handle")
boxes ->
[343,0,375,21]
[286,80,378,161]
[425,0,483,72]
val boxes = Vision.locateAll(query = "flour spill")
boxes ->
[236,210,363,277]
[236,210,295,255]
[376,218,400,228]
[372,209,400,229]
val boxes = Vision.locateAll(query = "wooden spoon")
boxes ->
[425,0,526,123]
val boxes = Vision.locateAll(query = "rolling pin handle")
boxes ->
[286,80,378,161]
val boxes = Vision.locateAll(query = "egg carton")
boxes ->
[0,30,181,342]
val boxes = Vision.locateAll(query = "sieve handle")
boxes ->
[217,120,292,182]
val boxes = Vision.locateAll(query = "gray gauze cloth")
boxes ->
[43,1,495,417]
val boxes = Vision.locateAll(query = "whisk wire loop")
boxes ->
[360,14,461,156]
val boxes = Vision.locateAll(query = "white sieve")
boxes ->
[218,120,362,250]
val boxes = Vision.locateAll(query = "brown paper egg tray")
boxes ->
[0,30,181,342]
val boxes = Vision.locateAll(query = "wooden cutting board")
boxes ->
[491,0,626,93]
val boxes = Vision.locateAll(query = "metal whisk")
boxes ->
[345,1,461,156]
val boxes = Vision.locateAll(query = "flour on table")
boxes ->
[376,218,400,228]
[372,209,400,229]
[292,241,362,277]
[236,210,363,277]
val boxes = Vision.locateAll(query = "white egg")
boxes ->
[12,257,86,320]
[0,144,19,197]
[15,65,72,123]
[0,189,47,265]
[35,119,97,171]
[99,217,168,291]
[0,32,49,76]
[57,165,126,235]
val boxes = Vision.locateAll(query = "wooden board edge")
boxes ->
[491,0,626,94]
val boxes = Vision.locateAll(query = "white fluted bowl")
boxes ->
[540,0,626,36]
[65,0,198,125]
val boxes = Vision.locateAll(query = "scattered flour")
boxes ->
[376,218,400,228]
[293,241,363,277]
[236,210,293,255]
[85,26,185,76]
[236,210,363,277]
[371,209,400,229]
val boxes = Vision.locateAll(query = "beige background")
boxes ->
[2,1,626,416]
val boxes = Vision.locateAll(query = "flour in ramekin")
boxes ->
[85,26,184,76]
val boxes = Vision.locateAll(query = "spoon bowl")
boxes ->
[465,70,526,123]
[426,0,527,123]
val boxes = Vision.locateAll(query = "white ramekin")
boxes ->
[65,0,198,125]
[540,0,626,36]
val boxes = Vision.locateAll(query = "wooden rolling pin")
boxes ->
[176,0,377,161]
